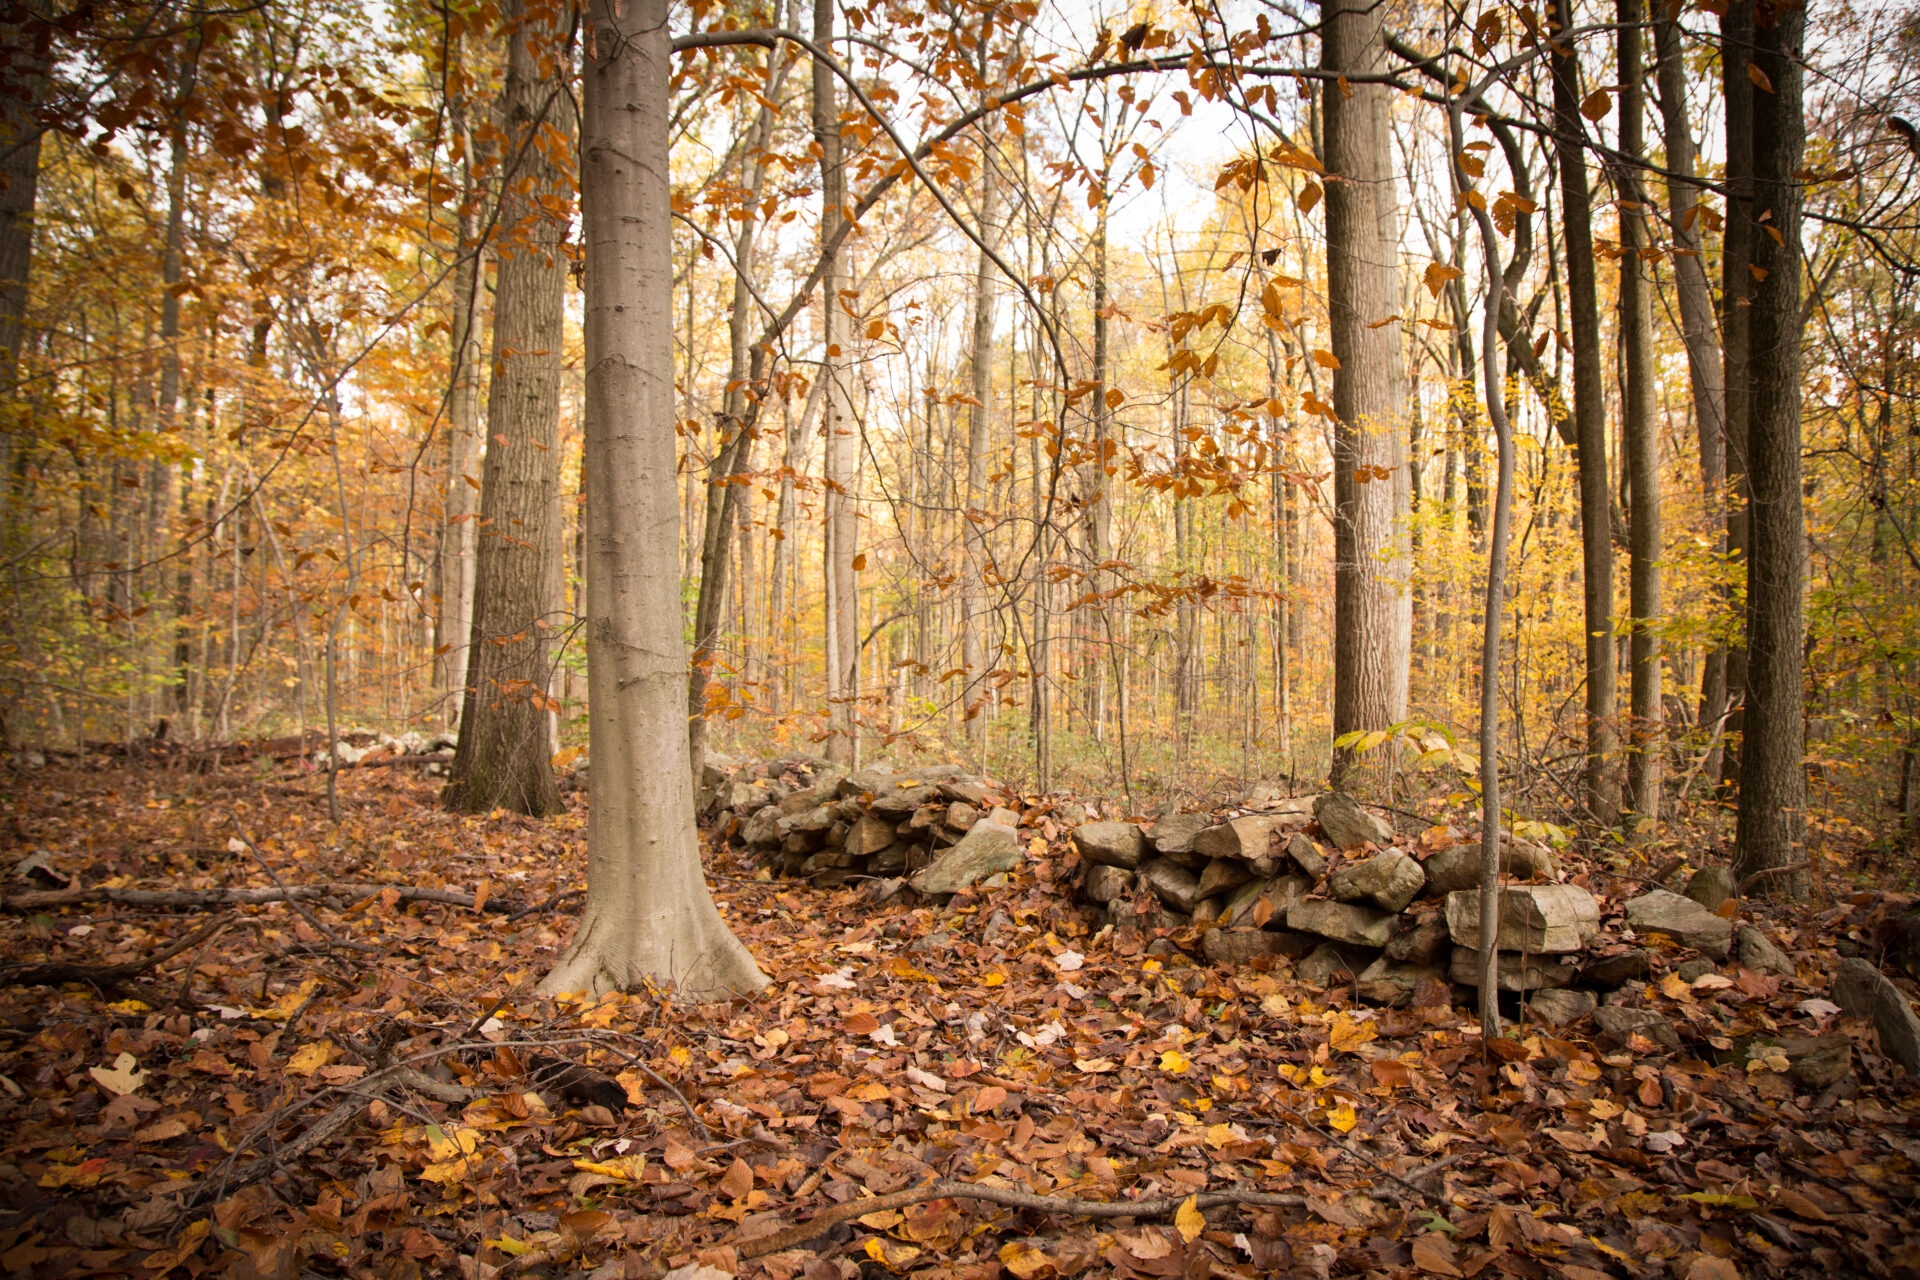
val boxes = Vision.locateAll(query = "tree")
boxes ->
[437,67,487,726]
[814,0,858,765]
[1735,0,1807,893]
[1549,0,1617,823]
[1717,0,1757,794]
[543,0,767,998]
[443,0,569,817]
[1321,0,1409,786]
[0,0,47,514]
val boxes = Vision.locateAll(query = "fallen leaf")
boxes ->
[1175,1195,1205,1243]
[89,1053,147,1096]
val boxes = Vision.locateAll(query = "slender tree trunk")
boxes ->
[438,123,486,724]
[1735,0,1807,895]
[962,137,1000,740]
[1322,0,1410,788]
[1620,0,1662,831]
[1089,195,1111,743]
[1719,0,1757,795]
[543,0,767,999]
[444,0,567,817]
[1551,0,1618,823]
[0,0,47,520]
[814,0,857,763]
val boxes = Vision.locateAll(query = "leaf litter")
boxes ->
[0,759,1915,1278]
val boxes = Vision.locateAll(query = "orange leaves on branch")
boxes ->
[1424,262,1463,299]
[1581,89,1612,121]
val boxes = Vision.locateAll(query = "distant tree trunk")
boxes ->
[814,0,857,764]
[1718,0,1757,796]
[545,0,766,996]
[438,108,486,723]
[1619,0,1662,832]
[0,0,47,514]
[1735,0,1807,895]
[962,136,1000,740]
[1550,0,1617,823]
[444,0,567,817]
[1088,194,1111,743]
[1322,0,1409,787]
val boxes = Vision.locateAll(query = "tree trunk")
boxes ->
[1734,0,1807,895]
[1550,0,1618,823]
[814,0,858,764]
[1619,0,1662,832]
[962,136,1000,740]
[438,114,486,724]
[1718,0,1757,794]
[444,0,567,817]
[543,0,767,999]
[0,0,46,518]
[1322,0,1410,787]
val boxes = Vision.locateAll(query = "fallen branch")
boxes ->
[733,1178,1307,1259]
[0,913,235,989]
[1737,861,1811,894]
[326,751,453,770]
[5,882,513,914]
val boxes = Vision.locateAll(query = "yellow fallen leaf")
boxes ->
[426,1124,482,1161]
[1327,1102,1359,1133]
[1159,1049,1191,1075]
[1205,1122,1236,1149]
[487,1236,534,1257]
[1074,1058,1116,1074]
[571,1154,646,1181]
[859,1209,904,1229]
[1175,1194,1205,1243]
[89,1052,146,1096]
[999,1241,1053,1280]
[864,1238,922,1272]
[260,977,324,1021]
[984,970,1007,987]
[1659,972,1693,1001]
[1327,1012,1377,1055]
[285,1040,335,1076]
[106,999,151,1014]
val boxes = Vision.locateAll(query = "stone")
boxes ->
[1592,1005,1682,1053]
[1202,928,1299,965]
[937,775,993,806]
[1197,857,1253,900]
[1625,889,1733,960]
[836,763,898,799]
[1148,812,1211,855]
[868,845,907,873]
[908,820,1022,895]
[1192,815,1288,868]
[1085,864,1134,903]
[1073,821,1146,870]
[1220,873,1309,927]
[1747,1034,1852,1089]
[740,805,783,847]
[985,806,1021,828]
[1240,784,1317,815]
[1286,898,1397,948]
[1138,858,1205,914]
[945,801,981,832]
[1284,832,1326,879]
[1191,897,1225,928]
[1385,919,1452,967]
[1355,958,1445,1007]
[908,804,945,831]
[1422,837,1560,895]
[1832,957,1920,1073]
[871,785,940,818]
[1057,801,1088,826]
[1296,942,1378,987]
[1525,989,1598,1026]
[780,803,836,834]
[1737,926,1796,977]
[1582,948,1653,988]
[1444,885,1600,953]
[1314,792,1393,850]
[1329,848,1426,913]
[1449,947,1577,991]
[844,814,897,857]
[1684,865,1738,912]
[1674,958,1715,983]
[863,876,913,907]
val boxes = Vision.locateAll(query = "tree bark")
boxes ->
[962,130,1000,740]
[1550,0,1618,823]
[438,100,486,724]
[444,0,568,817]
[543,0,767,998]
[1718,0,1757,794]
[0,0,47,518]
[1734,0,1807,895]
[1619,0,1662,832]
[814,0,858,764]
[1322,0,1410,787]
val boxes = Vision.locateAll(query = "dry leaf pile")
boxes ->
[0,754,1916,1280]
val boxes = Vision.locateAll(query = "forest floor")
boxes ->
[0,755,1916,1280]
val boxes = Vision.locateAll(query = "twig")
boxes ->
[327,751,453,770]
[1243,1110,1436,1205]
[732,1177,1308,1259]
[1738,862,1811,894]
[5,882,515,913]
[229,816,374,952]
[0,913,235,990]
[504,886,585,922]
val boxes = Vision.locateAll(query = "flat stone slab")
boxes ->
[1449,946,1576,991]
[1201,928,1308,965]
[1220,873,1309,927]
[1138,857,1204,913]
[1525,989,1598,1026]
[1084,864,1134,903]
[1193,815,1289,870]
[1148,812,1210,855]
[1330,848,1426,913]
[909,820,1021,895]
[1287,898,1396,948]
[1355,958,1445,1007]
[1737,926,1796,977]
[1445,884,1599,954]
[1314,792,1393,850]
[1592,1005,1682,1053]
[1625,889,1733,960]
[1423,836,1559,895]
[1073,821,1145,870]
[1833,957,1920,1073]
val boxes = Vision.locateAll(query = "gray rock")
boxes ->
[844,814,897,857]
[1073,821,1146,869]
[984,806,1021,828]
[944,801,981,832]
[907,804,945,831]
[1314,792,1394,850]
[1737,926,1796,977]
[1085,864,1134,903]
[1525,989,1598,1026]
[1239,785,1317,816]
[868,845,907,873]
[1355,957,1444,1007]
[1329,848,1426,913]
[1449,947,1577,991]
[1138,858,1204,913]
[1296,942,1378,987]
[836,764,898,799]
[1674,958,1715,984]
[1057,801,1089,826]
[1385,919,1452,966]
[1220,873,1309,927]
[1422,837,1560,895]
[1193,815,1289,869]
[1284,832,1327,879]
[1191,896,1225,928]
[1747,1034,1852,1088]
[1202,928,1299,965]
[863,876,914,907]
[780,803,836,834]
[1592,1005,1682,1053]
[1445,884,1600,953]
[1832,957,1920,1073]
[1625,889,1733,960]
[740,804,783,848]
[908,820,1022,895]
[937,775,993,806]
[871,784,940,818]
[1582,948,1653,988]
[1684,865,1738,912]
[1197,857,1253,900]
[1148,812,1211,855]
[1286,898,1396,948]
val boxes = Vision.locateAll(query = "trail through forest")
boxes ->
[0,756,1915,1279]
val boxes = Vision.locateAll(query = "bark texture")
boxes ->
[1718,0,1757,792]
[444,0,567,817]
[962,138,1000,738]
[438,146,486,722]
[1322,0,1410,785]
[544,0,768,998]
[1734,0,1807,894]
[815,0,858,764]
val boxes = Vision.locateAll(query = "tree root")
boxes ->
[732,1178,1308,1259]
